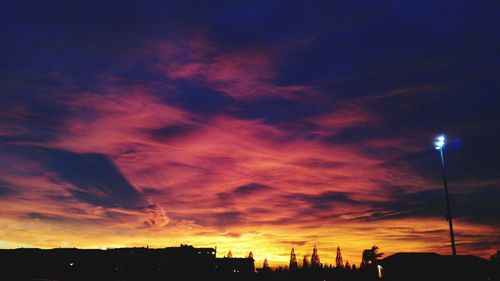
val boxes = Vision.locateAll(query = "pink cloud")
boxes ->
[153,37,312,99]
[0,35,497,265]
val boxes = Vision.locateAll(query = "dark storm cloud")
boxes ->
[0,185,14,197]
[215,192,235,207]
[0,88,72,144]
[211,211,244,228]
[277,240,308,247]
[148,125,195,141]
[455,239,500,251]
[291,158,349,169]
[233,97,323,125]
[214,183,273,207]
[286,191,360,211]
[24,209,136,226]
[170,210,246,229]
[24,212,70,223]
[353,187,500,224]
[268,1,500,186]
[165,82,235,114]
[233,183,272,195]
[44,149,144,208]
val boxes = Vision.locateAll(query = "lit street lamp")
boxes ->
[434,135,457,256]
[377,265,383,279]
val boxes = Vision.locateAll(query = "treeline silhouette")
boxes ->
[0,244,497,281]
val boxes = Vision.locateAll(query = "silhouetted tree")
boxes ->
[361,245,383,266]
[227,250,233,258]
[248,251,253,260]
[302,255,310,269]
[345,260,351,270]
[263,257,270,270]
[289,248,298,270]
[311,245,321,268]
[336,245,343,268]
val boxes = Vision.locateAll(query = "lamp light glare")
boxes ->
[377,265,383,279]
[434,135,446,150]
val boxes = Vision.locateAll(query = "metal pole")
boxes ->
[439,148,457,256]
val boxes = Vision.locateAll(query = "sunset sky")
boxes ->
[1,1,500,267]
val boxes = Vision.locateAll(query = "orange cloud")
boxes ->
[0,35,498,268]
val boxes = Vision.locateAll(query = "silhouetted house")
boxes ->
[492,251,500,280]
[492,250,500,266]
[374,252,491,281]
[216,256,255,274]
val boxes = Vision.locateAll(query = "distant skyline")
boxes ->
[1,1,499,266]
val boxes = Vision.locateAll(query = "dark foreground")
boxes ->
[1,247,498,281]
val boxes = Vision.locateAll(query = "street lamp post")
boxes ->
[434,135,457,256]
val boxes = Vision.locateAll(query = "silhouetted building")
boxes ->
[1,246,494,281]
[216,257,254,274]
[0,245,216,280]
[492,250,499,263]
[491,251,500,281]
[375,252,491,281]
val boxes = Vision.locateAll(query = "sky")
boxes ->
[1,1,500,267]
